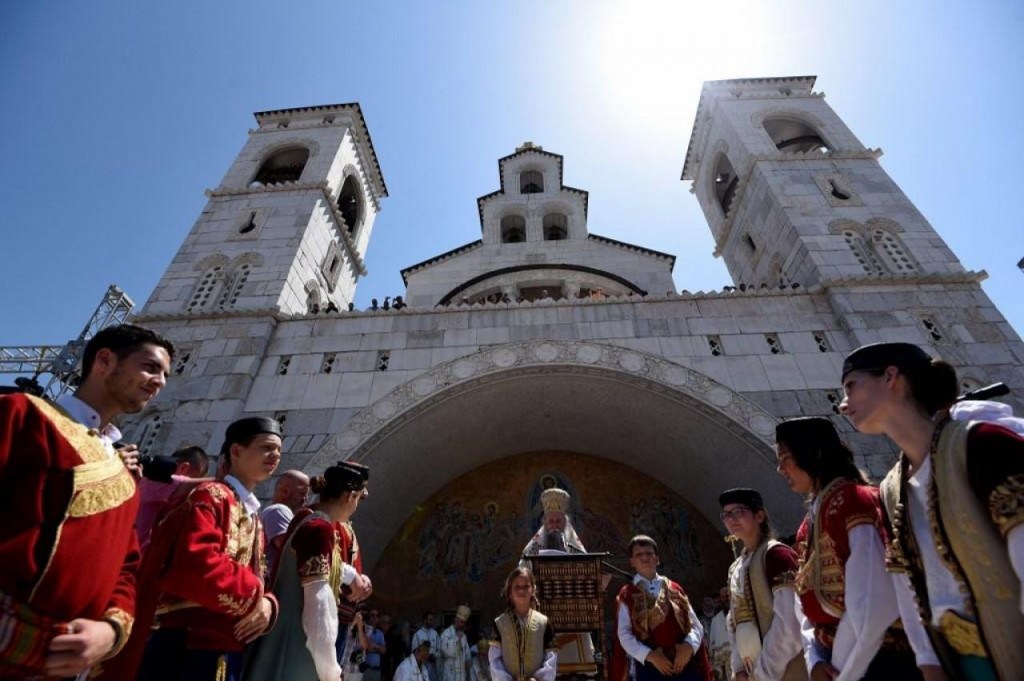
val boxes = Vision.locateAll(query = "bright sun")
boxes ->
[598,2,770,138]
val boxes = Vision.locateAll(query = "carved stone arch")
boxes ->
[751,107,835,152]
[865,218,917,273]
[254,137,321,165]
[229,252,266,269]
[307,340,801,569]
[304,279,323,312]
[194,253,230,272]
[830,219,884,275]
[828,218,865,235]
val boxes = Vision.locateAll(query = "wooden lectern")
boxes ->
[526,552,611,681]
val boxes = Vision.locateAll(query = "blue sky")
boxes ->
[2,1,1022,355]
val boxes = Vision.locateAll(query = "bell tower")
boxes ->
[142,103,387,317]
[681,77,963,289]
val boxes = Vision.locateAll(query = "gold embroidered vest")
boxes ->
[495,610,548,681]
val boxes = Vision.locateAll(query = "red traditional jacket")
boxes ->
[611,578,712,681]
[290,510,344,587]
[794,479,885,627]
[96,479,278,678]
[0,394,139,669]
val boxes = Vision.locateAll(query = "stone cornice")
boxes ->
[400,240,484,284]
[207,181,367,275]
[587,233,676,268]
[819,270,988,289]
[131,307,283,324]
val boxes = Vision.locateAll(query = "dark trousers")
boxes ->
[856,648,922,681]
[137,628,244,681]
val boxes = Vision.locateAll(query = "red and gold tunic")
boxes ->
[794,478,884,628]
[95,479,278,678]
[0,394,139,674]
[611,579,712,681]
[290,508,345,595]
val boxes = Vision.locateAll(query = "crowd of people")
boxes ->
[0,323,1020,681]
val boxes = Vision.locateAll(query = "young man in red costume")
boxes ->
[612,535,712,681]
[100,416,282,680]
[0,324,174,678]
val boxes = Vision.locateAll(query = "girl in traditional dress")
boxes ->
[840,341,1024,680]
[489,567,557,681]
[718,487,807,681]
[244,461,372,681]
[774,417,933,681]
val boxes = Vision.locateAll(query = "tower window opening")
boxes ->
[842,230,883,274]
[132,413,163,456]
[376,351,390,372]
[239,212,257,234]
[743,234,757,253]
[173,351,192,376]
[520,171,544,194]
[321,354,337,374]
[500,215,526,243]
[829,179,851,201]
[543,213,568,241]
[337,175,363,235]
[764,117,831,154]
[218,263,251,309]
[707,335,723,357]
[765,334,782,354]
[712,154,739,216]
[187,266,223,312]
[813,332,830,353]
[872,230,917,273]
[278,356,291,376]
[274,412,288,430]
[921,317,944,342]
[329,256,339,274]
[252,146,309,186]
[826,392,842,414]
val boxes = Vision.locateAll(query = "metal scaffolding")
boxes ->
[0,285,135,400]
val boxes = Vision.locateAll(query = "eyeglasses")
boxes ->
[719,507,751,522]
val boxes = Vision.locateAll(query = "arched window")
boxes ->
[763,117,830,154]
[187,265,224,312]
[871,230,917,273]
[712,154,739,216]
[251,146,309,186]
[543,213,568,240]
[500,215,526,243]
[337,175,363,235]
[306,281,322,314]
[217,263,252,309]
[842,230,884,274]
[520,171,544,194]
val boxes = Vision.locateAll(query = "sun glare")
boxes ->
[598,1,770,138]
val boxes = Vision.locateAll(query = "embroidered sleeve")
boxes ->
[765,544,800,591]
[101,607,134,658]
[966,424,1024,538]
[293,518,336,584]
[836,483,884,534]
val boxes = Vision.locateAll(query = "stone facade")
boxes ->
[129,79,1024,600]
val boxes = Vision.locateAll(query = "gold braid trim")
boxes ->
[101,607,134,658]
[68,459,136,517]
[988,474,1024,538]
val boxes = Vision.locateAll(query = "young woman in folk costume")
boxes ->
[774,417,938,681]
[840,342,1024,681]
[718,487,807,681]
[244,460,372,681]
[489,567,558,681]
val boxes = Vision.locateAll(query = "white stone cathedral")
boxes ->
[130,77,1023,587]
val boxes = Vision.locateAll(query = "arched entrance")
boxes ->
[308,341,802,579]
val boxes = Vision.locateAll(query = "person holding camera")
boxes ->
[0,324,174,678]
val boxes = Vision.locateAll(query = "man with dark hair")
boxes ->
[612,535,712,681]
[0,323,173,677]
[103,416,282,680]
[135,444,211,554]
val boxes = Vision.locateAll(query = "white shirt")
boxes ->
[616,573,702,664]
[57,393,121,453]
[223,474,261,517]
[396,655,431,681]
[413,627,441,656]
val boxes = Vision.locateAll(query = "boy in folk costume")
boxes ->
[490,566,558,681]
[100,417,282,680]
[718,488,807,681]
[611,535,712,681]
